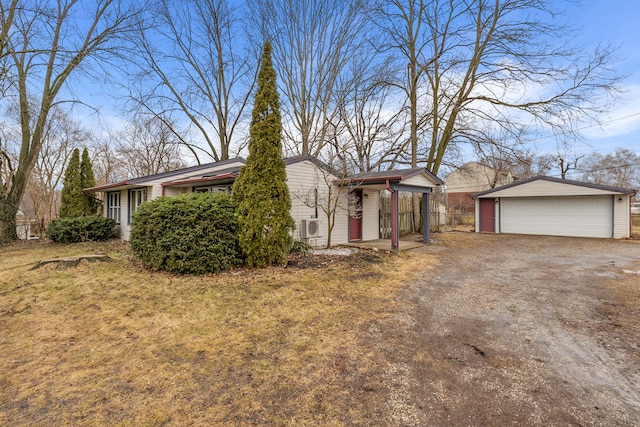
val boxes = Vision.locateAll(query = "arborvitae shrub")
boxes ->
[80,147,98,216]
[47,216,116,243]
[129,192,241,274]
[59,148,84,218]
[232,41,295,267]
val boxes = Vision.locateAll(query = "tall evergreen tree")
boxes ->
[59,148,84,218]
[232,41,294,267]
[80,148,98,216]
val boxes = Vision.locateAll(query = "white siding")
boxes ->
[485,180,620,198]
[286,160,349,248]
[119,189,130,240]
[401,173,440,188]
[148,180,164,199]
[329,192,349,245]
[361,190,380,241]
[613,195,631,239]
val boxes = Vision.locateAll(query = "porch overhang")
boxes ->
[161,173,236,189]
[337,168,444,250]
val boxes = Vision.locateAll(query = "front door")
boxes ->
[479,198,495,232]
[349,189,363,241]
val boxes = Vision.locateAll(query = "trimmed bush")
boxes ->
[130,192,240,274]
[47,216,116,243]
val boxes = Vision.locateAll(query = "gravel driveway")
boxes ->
[371,233,640,426]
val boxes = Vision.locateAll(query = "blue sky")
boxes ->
[559,0,640,155]
[81,0,640,162]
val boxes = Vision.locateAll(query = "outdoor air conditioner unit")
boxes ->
[301,219,320,239]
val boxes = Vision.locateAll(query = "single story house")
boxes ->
[84,155,444,249]
[471,176,637,239]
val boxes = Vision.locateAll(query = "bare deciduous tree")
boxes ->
[251,0,368,156]
[375,0,620,176]
[330,56,409,174]
[581,148,640,189]
[26,106,89,227]
[0,0,142,243]
[114,114,186,179]
[132,0,256,163]
[90,136,125,186]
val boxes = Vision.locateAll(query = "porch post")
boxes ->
[423,191,430,243]
[391,188,399,250]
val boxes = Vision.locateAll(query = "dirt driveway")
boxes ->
[368,233,640,426]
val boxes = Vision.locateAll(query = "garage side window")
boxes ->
[106,192,121,224]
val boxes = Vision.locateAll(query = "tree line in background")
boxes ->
[0,0,632,242]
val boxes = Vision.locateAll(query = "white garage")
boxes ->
[472,176,636,239]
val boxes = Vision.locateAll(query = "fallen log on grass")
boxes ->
[30,254,113,270]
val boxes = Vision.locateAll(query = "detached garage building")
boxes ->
[471,176,636,239]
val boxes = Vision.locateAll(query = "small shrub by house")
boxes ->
[130,192,240,274]
[47,217,116,243]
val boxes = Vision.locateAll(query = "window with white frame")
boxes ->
[106,192,121,223]
[129,188,147,223]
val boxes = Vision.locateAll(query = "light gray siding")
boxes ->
[483,180,619,198]
[613,195,631,239]
[286,160,349,247]
[361,190,380,241]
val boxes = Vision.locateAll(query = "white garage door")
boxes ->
[500,196,613,238]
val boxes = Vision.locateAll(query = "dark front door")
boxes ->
[349,189,363,241]
[479,198,495,232]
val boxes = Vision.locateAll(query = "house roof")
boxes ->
[84,154,446,193]
[471,175,636,198]
[163,166,241,188]
[84,157,246,192]
[341,167,445,186]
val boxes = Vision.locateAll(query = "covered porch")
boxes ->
[339,168,444,251]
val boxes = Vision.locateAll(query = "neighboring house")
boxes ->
[15,210,39,240]
[472,176,637,239]
[445,162,514,213]
[84,155,443,250]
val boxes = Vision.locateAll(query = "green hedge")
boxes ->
[47,216,116,243]
[129,192,241,274]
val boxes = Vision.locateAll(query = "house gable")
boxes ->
[446,162,504,193]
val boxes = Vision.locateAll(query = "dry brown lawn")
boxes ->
[0,240,433,426]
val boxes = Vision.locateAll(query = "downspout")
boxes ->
[612,194,615,239]
[632,191,637,238]
[386,179,398,250]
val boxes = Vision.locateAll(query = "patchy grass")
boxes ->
[0,240,434,426]
[434,231,481,248]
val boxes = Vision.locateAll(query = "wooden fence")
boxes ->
[633,214,640,237]
[379,193,442,238]
[443,212,475,231]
